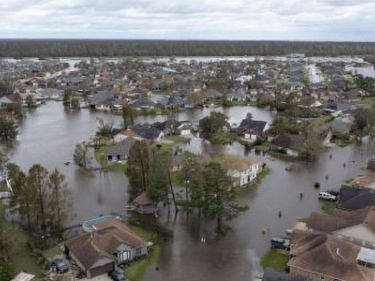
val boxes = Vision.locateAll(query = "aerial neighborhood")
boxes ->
[1,52,375,281]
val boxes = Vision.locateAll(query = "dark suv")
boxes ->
[108,269,127,281]
[271,238,290,251]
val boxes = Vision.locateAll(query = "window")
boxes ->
[136,247,142,256]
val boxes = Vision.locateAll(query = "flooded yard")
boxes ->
[4,101,375,281]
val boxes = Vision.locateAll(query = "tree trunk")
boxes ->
[168,171,179,214]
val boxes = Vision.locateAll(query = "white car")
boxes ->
[318,192,336,201]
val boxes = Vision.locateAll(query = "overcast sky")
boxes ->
[0,0,374,41]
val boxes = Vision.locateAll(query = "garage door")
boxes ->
[89,262,115,278]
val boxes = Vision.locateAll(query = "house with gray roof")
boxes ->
[104,137,136,162]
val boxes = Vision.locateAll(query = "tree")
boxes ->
[25,95,35,108]
[0,262,14,281]
[0,116,18,141]
[48,169,72,235]
[62,89,72,109]
[27,164,50,232]
[0,78,14,95]
[7,163,36,233]
[122,104,135,129]
[96,117,114,139]
[353,107,375,137]
[73,142,87,169]
[148,152,171,211]
[127,141,151,200]
[201,162,245,233]
[199,111,229,140]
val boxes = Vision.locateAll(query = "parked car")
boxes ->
[270,238,290,251]
[108,269,126,281]
[318,192,337,201]
[51,259,69,274]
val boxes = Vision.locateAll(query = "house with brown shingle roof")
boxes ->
[288,230,375,281]
[307,206,375,248]
[65,219,149,278]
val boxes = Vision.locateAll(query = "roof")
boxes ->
[219,155,259,171]
[91,90,116,105]
[271,133,306,150]
[288,230,374,281]
[339,185,375,210]
[104,137,136,157]
[239,119,268,134]
[307,206,375,234]
[203,89,223,99]
[132,124,162,140]
[262,269,308,281]
[133,192,153,205]
[65,219,147,270]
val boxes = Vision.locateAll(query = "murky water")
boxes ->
[5,102,375,281]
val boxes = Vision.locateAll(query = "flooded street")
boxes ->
[5,101,375,281]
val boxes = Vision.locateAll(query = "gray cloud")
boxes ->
[0,0,374,40]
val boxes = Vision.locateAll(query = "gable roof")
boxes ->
[339,185,375,210]
[133,192,153,205]
[131,124,162,140]
[91,90,116,105]
[288,230,374,281]
[239,119,267,134]
[104,137,136,157]
[307,206,375,234]
[270,133,306,150]
[65,219,147,270]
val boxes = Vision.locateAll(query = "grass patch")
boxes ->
[310,116,334,129]
[298,217,309,223]
[253,142,270,152]
[165,135,189,143]
[0,204,43,276]
[124,245,160,281]
[260,249,289,271]
[109,163,127,173]
[43,244,62,259]
[345,178,354,184]
[150,143,173,153]
[320,200,336,215]
[94,146,106,167]
[78,167,95,178]
[125,225,162,281]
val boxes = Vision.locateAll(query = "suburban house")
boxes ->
[131,124,164,142]
[325,117,353,137]
[220,156,262,187]
[270,133,306,157]
[176,123,193,135]
[104,137,136,162]
[202,89,223,101]
[127,192,158,214]
[89,90,116,111]
[307,206,375,248]
[237,119,269,140]
[65,219,149,278]
[113,129,143,143]
[0,96,16,108]
[338,185,375,210]
[288,230,375,281]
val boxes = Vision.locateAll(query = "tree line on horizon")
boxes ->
[0,39,375,57]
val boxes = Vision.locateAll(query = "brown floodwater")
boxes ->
[5,101,374,281]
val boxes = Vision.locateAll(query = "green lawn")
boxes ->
[124,225,162,281]
[0,204,43,276]
[260,249,289,271]
[94,146,106,167]
[150,143,173,153]
[320,201,336,215]
[164,135,189,143]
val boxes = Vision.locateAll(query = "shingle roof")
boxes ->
[239,119,267,134]
[307,206,375,234]
[104,137,136,157]
[65,219,147,271]
[288,230,374,281]
[339,185,375,210]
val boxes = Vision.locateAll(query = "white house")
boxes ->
[220,156,263,187]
